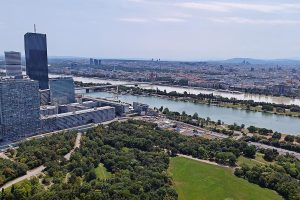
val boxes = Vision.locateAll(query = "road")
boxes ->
[0,165,46,190]
[250,142,300,159]
[64,132,82,161]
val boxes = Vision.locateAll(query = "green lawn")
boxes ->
[237,153,274,168]
[95,163,112,180]
[168,156,282,200]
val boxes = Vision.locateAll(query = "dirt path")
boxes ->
[0,152,14,162]
[177,154,230,168]
[0,132,83,190]
[0,165,46,190]
[64,132,82,161]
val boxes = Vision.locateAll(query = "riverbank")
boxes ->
[50,74,300,106]
[73,79,300,117]
[84,91,300,135]
[114,86,300,118]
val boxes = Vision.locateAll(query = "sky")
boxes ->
[1,0,300,61]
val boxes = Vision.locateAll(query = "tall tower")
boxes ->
[24,32,49,89]
[4,51,22,77]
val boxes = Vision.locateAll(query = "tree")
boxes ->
[262,105,274,112]
[272,132,281,140]
[84,171,96,182]
[285,135,295,143]
[247,126,257,133]
[163,108,170,115]
[290,106,300,112]
[228,153,237,166]
[159,106,164,112]
[243,145,256,158]
[197,147,208,159]
[263,149,278,162]
[192,112,199,120]
[0,176,4,186]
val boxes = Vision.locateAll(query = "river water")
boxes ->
[49,75,300,135]
[85,91,300,135]
[54,75,300,106]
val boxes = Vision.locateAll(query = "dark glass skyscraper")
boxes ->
[24,32,49,89]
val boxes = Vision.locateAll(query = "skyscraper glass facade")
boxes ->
[4,51,22,77]
[0,78,40,140]
[49,77,75,105]
[24,33,49,89]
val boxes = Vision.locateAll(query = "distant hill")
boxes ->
[219,58,300,65]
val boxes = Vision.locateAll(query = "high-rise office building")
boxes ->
[49,77,75,105]
[94,59,99,65]
[0,77,40,140]
[89,58,94,65]
[24,32,49,89]
[4,51,22,77]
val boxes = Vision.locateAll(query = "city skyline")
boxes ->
[0,0,300,60]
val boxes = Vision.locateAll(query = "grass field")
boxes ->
[95,163,112,180]
[237,153,274,168]
[168,157,282,200]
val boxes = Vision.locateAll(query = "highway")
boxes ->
[250,142,300,159]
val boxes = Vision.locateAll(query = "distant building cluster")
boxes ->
[50,59,300,98]
[90,58,101,66]
[0,31,128,144]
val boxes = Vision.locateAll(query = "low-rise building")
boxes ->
[133,102,149,115]
[83,97,129,116]
[41,106,115,132]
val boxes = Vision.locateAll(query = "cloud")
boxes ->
[176,2,300,13]
[212,17,300,25]
[118,17,187,23]
[155,17,186,22]
[127,0,145,3]
[176,2,228,12]
[118,17,148,23]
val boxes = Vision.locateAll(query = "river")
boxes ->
[84,91,300,135]
[49,75,300,106]
[48,74,300,135]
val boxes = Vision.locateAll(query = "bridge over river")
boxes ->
[76,81,167,93]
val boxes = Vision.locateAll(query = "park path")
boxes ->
[0,152,14,162]
[0,165,46,190]
[177,154,230,168]
[64,132,82,161]
[1,132,82,190]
